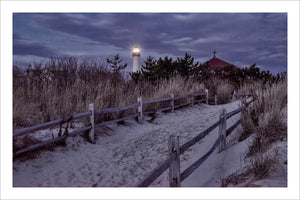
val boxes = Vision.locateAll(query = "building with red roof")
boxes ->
[204,51,239,69]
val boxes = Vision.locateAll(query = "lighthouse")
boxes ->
[132,46,140,72]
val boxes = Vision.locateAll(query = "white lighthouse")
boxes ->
[132,46,140,73]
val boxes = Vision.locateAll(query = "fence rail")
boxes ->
[174,102,190,109]
[13,111,91,137]
[179,118,222,155]
[180,136,222,182]
[194,99,206,104]
[135,97,255,187]
[174,94,189,101]
[14,126,92,157]
[94,103,138,115]
[95,114,139,127]
[143,97,172,105]
[13,91,210,157]
[193,92,206,97]
[136,152,177,187]
[13,87,255,186]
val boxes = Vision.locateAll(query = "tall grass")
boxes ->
[216,81,232,104]
[238,81,263,95]
[222,80,287,186]
[13,58,205,129]
[221,154,279,187]
[240,81,287,154]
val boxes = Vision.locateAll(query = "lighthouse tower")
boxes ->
[132,46,140,73]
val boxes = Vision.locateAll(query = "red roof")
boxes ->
[204,57,238,69]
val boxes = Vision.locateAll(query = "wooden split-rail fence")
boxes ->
[13,90,211,157]
[135,97,255,187]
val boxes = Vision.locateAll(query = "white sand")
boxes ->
[13,100,287,187]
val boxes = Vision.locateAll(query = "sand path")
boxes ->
[13,100,243,187]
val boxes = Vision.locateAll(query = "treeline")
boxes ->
[131,53,287,87]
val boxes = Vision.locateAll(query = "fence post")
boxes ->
[189,90,194,106]
[215,95,218,105]
[205,89,209,104]
[168,136,181,187]
[232,89,237,100]
[171,93,174,112]
[255,89,259,99]
[88,104,95,144]
[138,97,143,124]
[218,108,227,153]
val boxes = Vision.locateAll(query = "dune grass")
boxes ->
[216,81,232,104]
[240,81,287,142]
[227,80,287,186]
[13,59,205,129]
[237,81,262,96]
[221,154,279,187]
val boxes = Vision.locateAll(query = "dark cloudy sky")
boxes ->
[13,13,287,74]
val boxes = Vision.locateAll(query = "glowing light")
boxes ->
[133,47,140,53]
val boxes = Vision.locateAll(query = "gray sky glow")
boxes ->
[13,13,287,74]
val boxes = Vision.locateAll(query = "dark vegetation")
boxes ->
[131,53,286,105]
[131,53,286,87]
[13,53,286,130]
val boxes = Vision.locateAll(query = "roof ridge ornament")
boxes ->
[213,50,216,58]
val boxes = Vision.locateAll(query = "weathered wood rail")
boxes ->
[13,91,208,157]
[13,112,91,137]
[136,97,255,187]
[14,126,92,156]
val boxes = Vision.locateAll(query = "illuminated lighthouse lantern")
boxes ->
[132,46,141,73]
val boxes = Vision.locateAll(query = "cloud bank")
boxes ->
[13,13,287,74]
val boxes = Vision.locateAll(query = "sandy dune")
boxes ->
[13,100,286,187]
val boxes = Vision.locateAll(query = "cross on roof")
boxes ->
[213,51,216,58]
